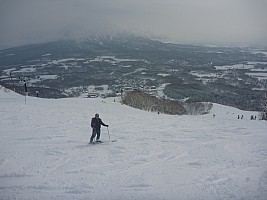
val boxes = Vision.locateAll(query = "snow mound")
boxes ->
[0,86,23,99]
[210,103,260,120]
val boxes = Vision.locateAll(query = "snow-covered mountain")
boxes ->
[0,87,267,200]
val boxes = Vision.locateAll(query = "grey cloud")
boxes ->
[0,0,267,48]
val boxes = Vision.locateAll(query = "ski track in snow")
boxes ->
[0,88,267,200]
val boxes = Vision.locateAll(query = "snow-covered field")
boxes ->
[1,87,267,200]
[245,73,267,80]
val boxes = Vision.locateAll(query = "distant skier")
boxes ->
[89,113,108,143]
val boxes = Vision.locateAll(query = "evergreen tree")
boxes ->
[261,93,267,120]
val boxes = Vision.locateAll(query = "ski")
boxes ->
[89,140,103,145]
[88,140,116,145]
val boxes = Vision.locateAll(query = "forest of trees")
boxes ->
[122,91,186,115]
[122,91,213,115]
[164,83,262,111]
[261,93,267,120]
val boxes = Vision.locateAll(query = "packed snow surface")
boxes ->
[0,87,267,200]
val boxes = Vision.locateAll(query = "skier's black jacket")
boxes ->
[91,117,107,130]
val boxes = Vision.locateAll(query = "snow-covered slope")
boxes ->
[1,87,267,200]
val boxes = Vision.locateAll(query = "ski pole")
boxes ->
[107,126,110,142]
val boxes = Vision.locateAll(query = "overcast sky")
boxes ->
[0,0,267,49]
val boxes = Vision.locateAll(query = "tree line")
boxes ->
[122,91,213,115]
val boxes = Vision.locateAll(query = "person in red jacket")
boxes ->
[90,113,108,143]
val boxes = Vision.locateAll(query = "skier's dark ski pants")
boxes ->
[90,129,100,142]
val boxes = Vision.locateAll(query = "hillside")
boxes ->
[0,87,267,200]
[1,36,267,111]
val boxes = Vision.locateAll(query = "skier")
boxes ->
[90,113,109,143]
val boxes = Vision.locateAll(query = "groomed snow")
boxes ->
[0,87,267,200]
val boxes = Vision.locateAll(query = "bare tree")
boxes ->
[122,91,186,115]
